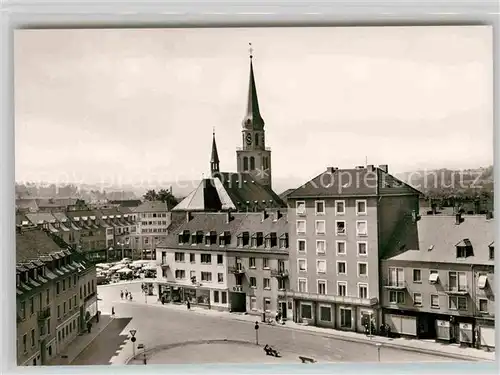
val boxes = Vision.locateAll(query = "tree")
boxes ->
[157,189,179,209]
[143,189,159,201]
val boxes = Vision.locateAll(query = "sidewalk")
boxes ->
[48,314,113,365]
[130,295,496,362]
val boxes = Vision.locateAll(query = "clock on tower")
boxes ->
[245,133,252,146]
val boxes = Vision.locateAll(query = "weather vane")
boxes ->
[249,42,253,59]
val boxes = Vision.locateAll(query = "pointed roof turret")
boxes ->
[210,128,220,175]
[242,43,265,130]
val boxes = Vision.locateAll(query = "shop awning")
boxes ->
[478,275,488,289]
[429,273,439,283]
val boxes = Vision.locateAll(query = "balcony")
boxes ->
[279,290,378,306]
[383,279,407,290]
[37,306,51,321]
[271,269,289,278]
[228,264,245,274]
[444,284,469,295]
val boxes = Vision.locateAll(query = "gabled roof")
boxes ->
[287,166,422,199]
[385,215,494,265]
[134,201,170,213]
[16,228,67,263]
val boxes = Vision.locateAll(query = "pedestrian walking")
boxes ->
[111,306,115,317]
[125,290,129,299]
[186,300,191,310]
[129,293,133,301]
[87,321,92,333]
[120,290,124,299]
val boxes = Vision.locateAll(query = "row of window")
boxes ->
[297,278,370,299]
[174,270,225,283]
[250,296,272,312]
[141,228,168,233]
[57,318,78,343]
[20,329,36,354]
[300,303,354,328]
[173,252,224,265]
[389,268,470,291]
[296,220,368,236]
[388,290,478,312]
[297,239,368,256]
[213,290,228,304]
[139,213,168,218]
[57,295,78,319]
[298,259,368,277]
[140,221,168,226]
[297,200,368,216]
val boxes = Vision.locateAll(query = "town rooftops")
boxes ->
[16,227,67,263]
[385,214,494,266]
[287,165,421,199]
[15,198,39,212]
[173,172,285,212]
[25,212,57,225]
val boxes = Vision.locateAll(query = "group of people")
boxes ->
[120,289,133,301]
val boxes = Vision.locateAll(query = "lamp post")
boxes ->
[375,343,382,362]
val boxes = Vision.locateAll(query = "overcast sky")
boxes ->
[15,26,493,188]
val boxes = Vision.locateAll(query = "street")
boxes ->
[72,282,455,365]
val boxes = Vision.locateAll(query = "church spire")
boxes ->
[242,43,265,130]
[210,128,220,175]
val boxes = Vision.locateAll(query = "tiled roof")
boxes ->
[287,166,421,199]
[385,215,494,265]
[108,200,142,208]
[158,211,288,252]
[15,199,39,211]
[174,173,285,212]
[16,213,28,226]
[52,212,70,223]
[135,201,170,213]
[16,228,66,263]
[279,188,296,200]
[25,213,57,225]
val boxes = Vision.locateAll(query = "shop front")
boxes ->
[157,282,211,307]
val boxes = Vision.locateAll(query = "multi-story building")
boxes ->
[155,211,289,316]
[135,201,171,259]
[65,210,107,262]
[380,213,495,349]
[16,226,97,366]
[97,207,137,260]
[285,165,421,332]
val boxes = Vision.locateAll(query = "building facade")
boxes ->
[134,201,171,259]
[286,165,421,333]
[380,214,495,349]
[16,227,97,366]
[155,211,289,317]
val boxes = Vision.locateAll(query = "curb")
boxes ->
[67,316,115,364]
[117,299,494,363]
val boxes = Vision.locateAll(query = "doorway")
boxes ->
[279,301,287,319]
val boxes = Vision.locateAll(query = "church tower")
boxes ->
[210,129,220,176]
[236,44,272,188]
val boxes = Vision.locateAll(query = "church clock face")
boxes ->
[246,133,252,146]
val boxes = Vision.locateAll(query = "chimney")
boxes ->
[379,164,388,173]
[226,211,232,224]
[455,213,462,225]
[261,210,269,222]
[186,211,192,223]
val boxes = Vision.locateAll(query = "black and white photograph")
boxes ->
[13,26,494,366]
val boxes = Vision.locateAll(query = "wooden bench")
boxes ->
[299,356,316,364]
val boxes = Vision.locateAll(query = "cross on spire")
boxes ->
[249,42,253,59]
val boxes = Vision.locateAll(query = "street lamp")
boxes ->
[375,343,382,362]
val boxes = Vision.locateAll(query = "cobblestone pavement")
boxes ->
[70,283,461,365]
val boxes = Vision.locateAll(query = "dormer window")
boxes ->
[264,234,271,248]
[256,232,264,247]
[181,230,190,244]
[33,268,38,280]
[270,232,277,247]
[242,232,250,246]
[191,233,197,244]
[279,233,289,249]
[489,243,494,260]
[456,238,473,258]
[196,231,204,244]
[205,233,211,246]
[178,233,184,244]
[251,233,258,248]
[23,271,28,283]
